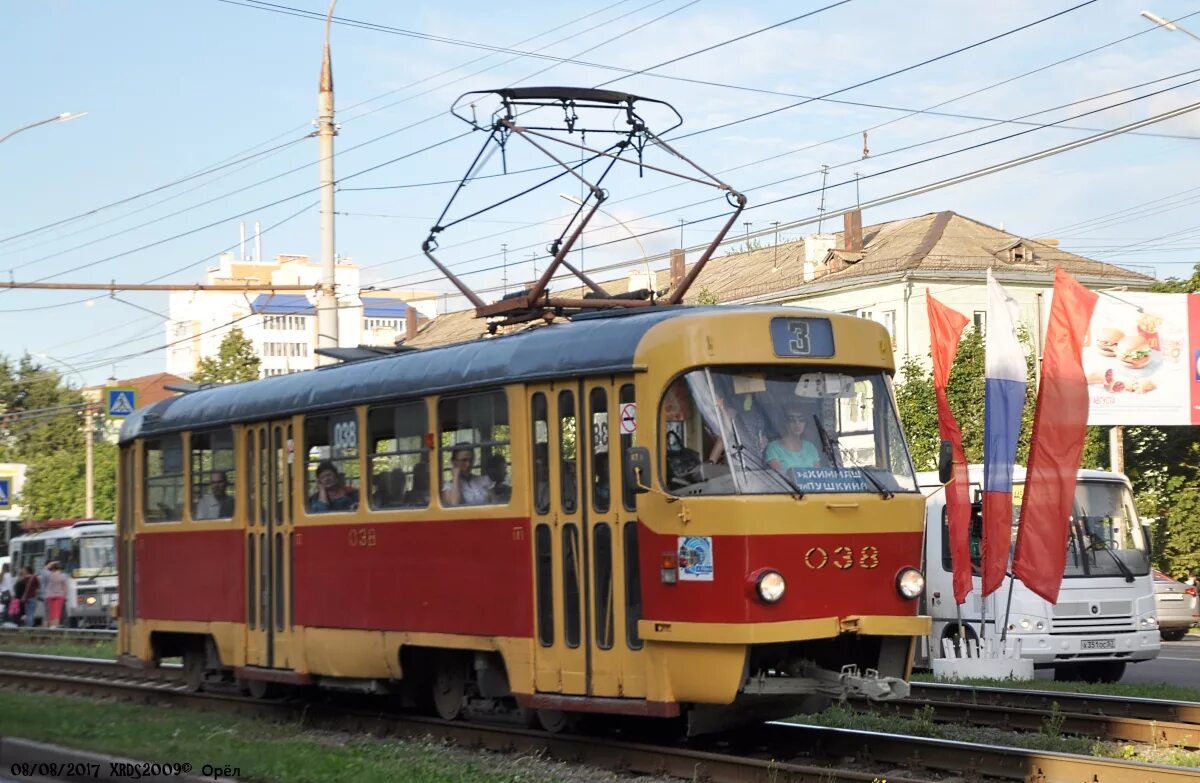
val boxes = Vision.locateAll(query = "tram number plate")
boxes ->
[1080,639,1115,650]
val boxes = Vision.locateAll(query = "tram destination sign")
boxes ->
[791,468,872,493]
[770,317,834,358]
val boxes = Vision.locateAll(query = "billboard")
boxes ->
[1063,291,1200,426]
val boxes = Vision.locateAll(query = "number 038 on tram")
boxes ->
[116,305,928,733]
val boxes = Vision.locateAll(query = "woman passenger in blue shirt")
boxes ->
[765,406,820,475]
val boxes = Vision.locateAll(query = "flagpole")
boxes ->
[1000,574,1017,644]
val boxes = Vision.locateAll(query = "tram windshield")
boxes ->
[660,367,918,496]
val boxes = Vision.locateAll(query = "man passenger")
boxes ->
[194,470,235,519]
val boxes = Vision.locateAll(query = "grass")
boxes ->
[795,702,1200,766]
[0,638,116,659]
[910,671,1200,703]
[0,689,648,783]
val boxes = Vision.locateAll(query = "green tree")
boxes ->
[19,440,117,521]
[0,354,86,462]
[695,287,720,305]
[895,326,1037,470]
[192,328,261,384]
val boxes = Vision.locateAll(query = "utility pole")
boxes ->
[817,164,830,232]
[501,244,508,294]
[772,221,781,270]
[85,404,94,518]
[743,221,752,251]
[316,0,340,364]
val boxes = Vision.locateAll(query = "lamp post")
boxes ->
[1,112,87,145]
[1141,10,1200,42]
[316,0,340,364]
[37,354,96,519]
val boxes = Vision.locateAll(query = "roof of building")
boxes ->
[85,372,188,407]
[250,294,410,317]
[685,211,1153,303]
[122,306,726,442]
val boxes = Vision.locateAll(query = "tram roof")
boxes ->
[122,305,783,443]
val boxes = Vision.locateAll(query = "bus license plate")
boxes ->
[1081,639,1115,650]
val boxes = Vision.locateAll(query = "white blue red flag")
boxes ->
[982,269,1025,597]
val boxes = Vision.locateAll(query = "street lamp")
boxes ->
[1141,10,1200,43]
[1,112,87,145]
[36,353,97,519]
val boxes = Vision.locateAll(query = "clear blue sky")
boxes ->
[5,0,1200,384]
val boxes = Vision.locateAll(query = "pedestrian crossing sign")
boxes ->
[0,478,10,510]
[107,388,137,418]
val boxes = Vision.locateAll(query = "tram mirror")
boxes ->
[937,440,953,484]
[794,372,856,399]
[624,446,651,494]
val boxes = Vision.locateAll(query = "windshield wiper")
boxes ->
[1079,508,1135,583]
[729,443,805,500]
[810,414,893,500]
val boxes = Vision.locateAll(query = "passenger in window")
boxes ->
[194,470,235,520]
[484,455,511,504]
[533,444,550,512]
[309,460,359,513]
[405,462,430,506]
[442,443,494,506]
[765,405,821,475]
[372,467,408,509]
[593,453,611,509]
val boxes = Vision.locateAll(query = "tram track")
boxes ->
[0,652,1196,782]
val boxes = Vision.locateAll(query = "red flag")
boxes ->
[927,292,972,605]
[1012,268,1098,605]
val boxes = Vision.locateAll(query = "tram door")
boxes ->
[245,421,295,670]
[529,379,644,699]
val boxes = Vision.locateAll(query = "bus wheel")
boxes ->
[1053,664,1080,682]
[183,648,206,693]
[430,658,466,721]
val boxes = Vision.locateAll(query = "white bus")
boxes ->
[9,521,118,628]
[917,467,1159,683]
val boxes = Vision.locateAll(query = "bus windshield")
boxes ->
[660,366,918,496]
[1065,481,1149,579]
[77,536,117,577]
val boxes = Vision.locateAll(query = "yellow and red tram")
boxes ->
[117,305,930,732]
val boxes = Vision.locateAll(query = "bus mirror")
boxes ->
[625,446,651,494]
[937,440,953,484]
[1142,524,1153,558]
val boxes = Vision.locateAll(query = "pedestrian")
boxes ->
[15,566,38,627]
[1187,572,1198,588]
[0,564,12,625]
[43,562,69,629]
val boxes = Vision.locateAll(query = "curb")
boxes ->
[0,737,237,782]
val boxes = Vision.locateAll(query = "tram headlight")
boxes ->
[895,568,925,599]
[755,570,786,603]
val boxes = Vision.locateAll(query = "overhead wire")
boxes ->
[367,64,1200,286]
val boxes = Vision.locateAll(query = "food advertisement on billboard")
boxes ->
[1062,291,1200,426]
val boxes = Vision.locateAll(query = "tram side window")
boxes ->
[190,429,236,520]
[438,390,510,507]
[367,402,430,509]
[305,411,361,514]
[531,393,550,515]
[144,436,184,522]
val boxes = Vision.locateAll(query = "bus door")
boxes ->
[582,377,646,699]
[528,383,587,695]
[246,420,295,669]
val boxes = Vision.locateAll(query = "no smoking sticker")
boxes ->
[619,402,638,434]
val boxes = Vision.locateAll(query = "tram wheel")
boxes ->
[536,708,577,734]
[246,678,278,700]
[430,659,466,721]
[182,648,206,693]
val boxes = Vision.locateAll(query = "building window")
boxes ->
[973,311,986,335]
[881,310,897,345]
